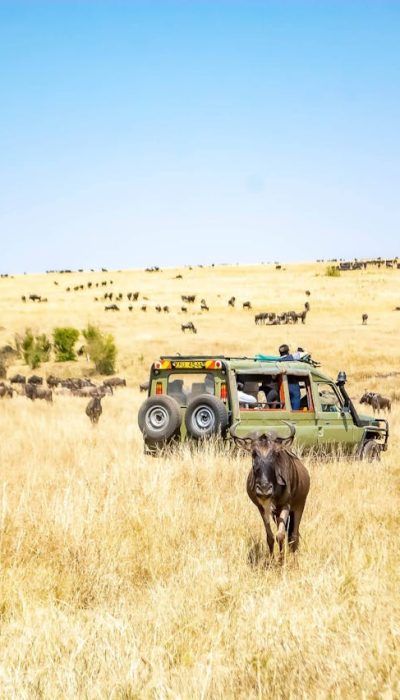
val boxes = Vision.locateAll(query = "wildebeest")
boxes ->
[103,376,126,388]
[105,304,120,311]
[28,375,43,385]
[0,383,13,398]
[10,374,26,384]
[181,294,196,303]
[305,290,311,296]
[232,423,310,557]
[181,306,187,313]
[25,384,52,402]
[362,313,368,325]
[155,305,162,312]
[243,301,252,309]
[181,322,197,334]
[200,303,209,311]
[46,374,61,387]
[228,296,236,307]
[360,391,391,413]
[163,306,170,313]
[86,396,103,423]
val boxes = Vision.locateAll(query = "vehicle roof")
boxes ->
[158,355,333,383]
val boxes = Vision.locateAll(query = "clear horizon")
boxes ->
[1,1,399,274]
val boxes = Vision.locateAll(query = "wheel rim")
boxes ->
[145,405,170,433]
[191,405,216,433]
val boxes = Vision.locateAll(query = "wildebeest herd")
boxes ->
[0,373,128,424]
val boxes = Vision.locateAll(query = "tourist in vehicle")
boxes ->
[276,344,301,409]
[237,382,257,406]
[260,376,280,407]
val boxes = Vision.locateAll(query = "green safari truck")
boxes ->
[138,355,389,459]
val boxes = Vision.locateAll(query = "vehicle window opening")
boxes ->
[167,373,216,406]
[317,382,343,413]
[236,374,285,410]
[287,376,314,412]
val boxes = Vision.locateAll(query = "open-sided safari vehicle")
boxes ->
[138,355,389,459]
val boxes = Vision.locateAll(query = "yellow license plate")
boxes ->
[171,361,205,369]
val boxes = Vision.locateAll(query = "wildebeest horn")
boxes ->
[229,421,240,437]
[274,421,296,446]
[283,421,296,439]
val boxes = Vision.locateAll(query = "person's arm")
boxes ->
[238,391,257,405]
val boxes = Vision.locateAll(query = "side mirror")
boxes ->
[337,371,347,385]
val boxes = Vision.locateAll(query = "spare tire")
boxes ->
[138,395,181,441]
[185,394,228,439]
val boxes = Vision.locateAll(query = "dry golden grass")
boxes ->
[0,262,399,698]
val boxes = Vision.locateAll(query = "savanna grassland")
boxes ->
[0,261,399,699]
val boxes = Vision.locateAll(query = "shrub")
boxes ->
[325,265,341,277]
[19,329,51,369]
[53,327,80,362]
[82,324,117,375]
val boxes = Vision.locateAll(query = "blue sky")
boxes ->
[1,1,399,273]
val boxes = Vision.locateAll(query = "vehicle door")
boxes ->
[313,380,357,448]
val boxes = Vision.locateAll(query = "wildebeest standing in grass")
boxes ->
[362,313,368,325]
[232,423,310,558]
[86,396,102,424]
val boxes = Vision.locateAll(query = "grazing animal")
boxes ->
[201,303,209,311]
[46,374,61,387]
[25,384,52,402]
[305,290,311,296]
[28,375,43,385]
[155,305,162,312]
[181,306,187,313]
[141,305,147,311]
[243,301,252,309]
[232,423,310,557]
[362,313,368,325]
[163,306,170,313]
[360,391,391,413]
[103,376,126,388]
[0,384,13,398]
[228,296,236,307]
[105,304,120,311]
[10,374,26,384]
[181,322,197,334]
[86,396,103,424]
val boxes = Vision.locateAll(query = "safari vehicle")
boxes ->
[138,355,389,459]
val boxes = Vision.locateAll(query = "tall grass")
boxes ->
[0,263,399,697]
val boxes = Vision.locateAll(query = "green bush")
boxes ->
[53,327,80,362]
[82,324,117,375]
[19,329,51,369]
[325,265,341,277]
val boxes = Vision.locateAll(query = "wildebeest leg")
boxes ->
[258,505,274,555]
[288,506,305,553]
[276,506,290,551]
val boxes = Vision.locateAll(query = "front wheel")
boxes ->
[185,394,228,439]
[361,440,382,462]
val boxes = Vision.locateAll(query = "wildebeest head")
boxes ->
[360,390,374,405]
[231,423,296,500]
